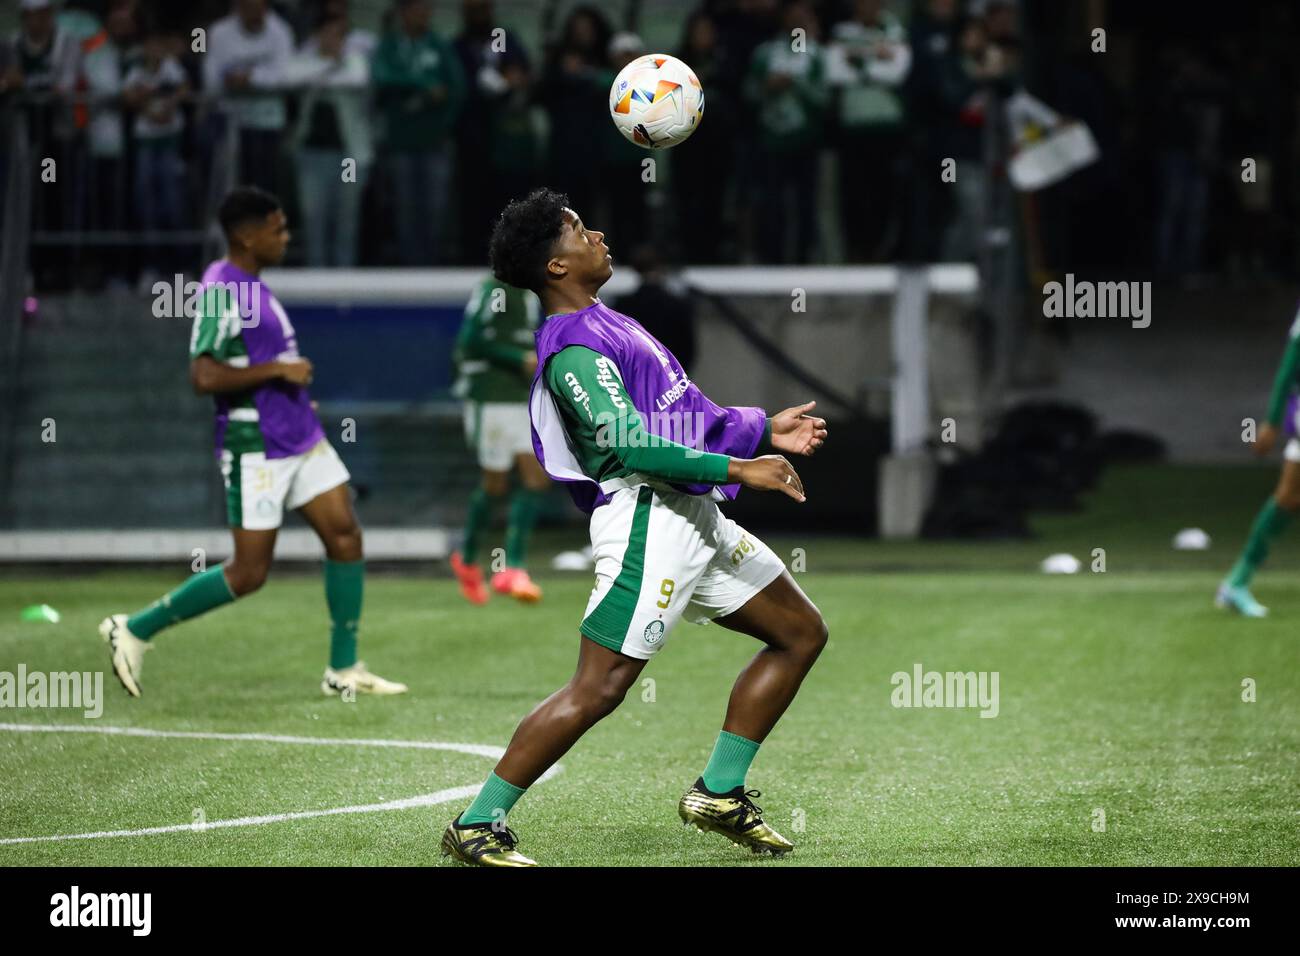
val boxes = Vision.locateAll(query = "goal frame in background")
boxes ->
[0,265,978,561]
[265,265,980,455]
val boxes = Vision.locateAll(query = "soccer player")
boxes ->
[98,187,407,697]
[440,189,829,866]
[1217,306,1300,617]
[449,275,548,604]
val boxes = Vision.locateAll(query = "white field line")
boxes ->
[0,722,559,846]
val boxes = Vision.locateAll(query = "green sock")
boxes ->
[505,488,543,567]
[126,566,236,640]
[324,558,364,670]
[701,730,760,793]
[460,771,527,826]
[462,486,497,565]
[1228,498,1293,588]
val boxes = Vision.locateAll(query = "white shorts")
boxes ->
[464,401,533,471]
[579,483,787,660]
[222,438,351,531]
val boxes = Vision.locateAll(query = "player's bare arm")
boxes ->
[189,354,313,394]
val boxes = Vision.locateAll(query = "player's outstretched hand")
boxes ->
[279,357,314,386]
[770,400,828,457]
[730,455,806,503]
[1254,422,1277,457]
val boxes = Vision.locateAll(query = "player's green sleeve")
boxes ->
[1264,332,1300,426]
[188,287,237,360]
[455,286,528,370]
[546,346,732,484]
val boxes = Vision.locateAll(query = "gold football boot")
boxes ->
[678,778,794,856]
[440,817,538,867]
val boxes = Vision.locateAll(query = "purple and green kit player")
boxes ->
[1218,303,1300,617]
[440,189,830,866]
[98,187,406,697]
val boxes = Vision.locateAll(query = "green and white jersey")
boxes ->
[189,285,253,387]
[453,276,539,403]
[189,282,260,458]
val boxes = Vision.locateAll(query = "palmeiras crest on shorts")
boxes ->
[644,619,666,645]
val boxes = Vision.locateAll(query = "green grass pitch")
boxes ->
[1,465,1297,866]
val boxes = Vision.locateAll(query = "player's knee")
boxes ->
[225,561,270,596]
[575,679,629,722]
[482,473,509,497]
[331,524,363,561]
[1275,489,1300,511]
[797,609,828,660]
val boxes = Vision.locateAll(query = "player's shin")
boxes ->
[323,558,363,669]
[125,566,237,639]
[462,486,496,565]
[505,488,543,567]
[1227,497,1293,588]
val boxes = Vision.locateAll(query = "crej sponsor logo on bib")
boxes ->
[593,357,626,410]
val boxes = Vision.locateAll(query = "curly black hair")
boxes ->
[488,188,571,294]
[218,186,281,239]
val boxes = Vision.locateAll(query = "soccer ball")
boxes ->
[608,54,704,149]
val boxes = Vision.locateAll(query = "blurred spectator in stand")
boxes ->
[540,5,612,229]
[600,31,649,246]
[203,0,294,195]
[714,0,780,76]
[943,0,1017,262]
[0,33,19,100]
[454,0,537,265]
[372,0,466,265]
[124,16,189,289]
[10,0,80,288]
[744,0,828,264]
[712,0,779,262]
[982,0,1020,54]
[900,0,974,261]
[77,0,138,289]
[1153,46,1223,280]
[11,0,79,142]
[285,11,372,267]
[319,0,377,59]
[611,243,697,373]
[0,30,18,98]
[672,9,734,263]
[1223,34,1284,280]
[827,0,910,262]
